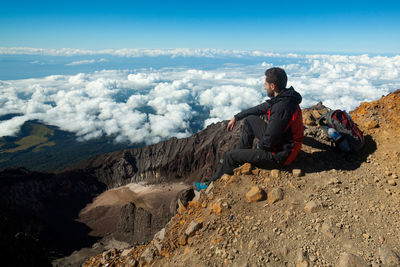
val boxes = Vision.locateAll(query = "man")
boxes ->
[194,67,303,190]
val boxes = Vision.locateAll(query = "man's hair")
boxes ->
[265,67,287,91]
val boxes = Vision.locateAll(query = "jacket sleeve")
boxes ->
[234,102,270,121]
[258,102,292,150]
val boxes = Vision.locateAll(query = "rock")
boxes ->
[140,245,157,265]
[304,201,321,213]
[225,175,239,187]
[378,247,400,266]
[179,234,188,246]
[328,177,340,185]
[387,179,397,186]
[292,169,302,177]
[252,168,260,176]
[338,252,368,267]
[332,188,341,194]
[205,182,214,195]
[321,223,335,238]
[121,249,131,257]
[235,163,252,175]
[365,120,379,129]
[153,228,166,252]
[296,249,309,267]
[192,190,202,203]
[303,112,316,126]
[211,200,224,214]
[221,174,231,182]
[267,188,284,204]
[185,220,203,236]
[271,169,280,178]
[125,258,138,267]
[373,177,380,183]
[245,186,265,203]
[385,171,392,176]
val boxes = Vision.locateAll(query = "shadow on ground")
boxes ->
[287,135,377,174]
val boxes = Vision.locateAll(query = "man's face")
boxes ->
[265,80,274,97]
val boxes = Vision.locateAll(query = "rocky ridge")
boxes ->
[83,90,400,267]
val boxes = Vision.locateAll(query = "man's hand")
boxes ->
[226,117,236,131]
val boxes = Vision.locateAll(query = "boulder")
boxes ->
[267,188,284,204]
[245,186,266,203]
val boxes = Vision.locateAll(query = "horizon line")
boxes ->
[1,47,399,58]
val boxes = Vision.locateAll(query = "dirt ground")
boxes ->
[78,182,190,237]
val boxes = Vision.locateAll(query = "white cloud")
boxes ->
[0,53,399,145]
[66,58,108,66]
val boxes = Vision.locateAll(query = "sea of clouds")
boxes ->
[1,48,399,145]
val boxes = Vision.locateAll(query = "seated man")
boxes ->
[195,67,303,190]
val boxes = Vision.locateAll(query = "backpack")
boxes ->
[318,109,365,152]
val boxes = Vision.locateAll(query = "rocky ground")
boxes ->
[83,90,400,267]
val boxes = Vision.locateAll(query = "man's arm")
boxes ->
[234,102,269,121]
[226,102,269,131]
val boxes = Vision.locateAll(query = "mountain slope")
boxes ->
[83,90,400,267]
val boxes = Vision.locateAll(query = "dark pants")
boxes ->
[209,115,282,182]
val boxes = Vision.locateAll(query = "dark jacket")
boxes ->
[234,86,303,164]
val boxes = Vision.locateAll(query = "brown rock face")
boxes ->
[114,201,171,245]
[68,120,242,188]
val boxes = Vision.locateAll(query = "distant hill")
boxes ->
[0,119,138,172]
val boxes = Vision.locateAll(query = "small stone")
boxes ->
[121,249,131,257]
[388,179,397,186]
[321,223,335,238]
[235,163,252,175]
[296,249,309,267]
[328,177,340,184]
[221,174,231,182]
[338,252,368,267]
[271,169,280,178]
[365,120,379,129]
[312,110,321,119]
[267,188,284,204]
[211,200,224,214]
[179,234,188,246]
[362,233,370,240]
[385,171,392,176]
[140,245,157,265]
[252,168,260,176]
[205,182,215,195]
[192,190,202,203]
[378,247,400,266]
[293,169,302,177]
[304,201,321,213]
[332,188,341,194]
[373,177,380,183]
[153,228,166,252]
[185,220,203,236]
[245,186,265,203]
[125,258,138,267]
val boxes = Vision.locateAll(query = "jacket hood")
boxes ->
[267,86,302,105]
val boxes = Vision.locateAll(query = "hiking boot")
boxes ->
[193,181,210,191]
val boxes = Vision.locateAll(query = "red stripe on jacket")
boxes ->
[283,105,303,165]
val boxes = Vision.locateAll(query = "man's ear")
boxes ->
[270,83,277,91]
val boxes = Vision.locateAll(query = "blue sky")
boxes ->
[1,0,399,53]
